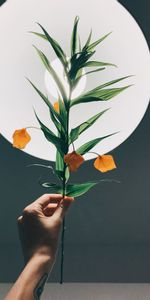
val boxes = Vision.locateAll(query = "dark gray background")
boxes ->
[0,0,149,283]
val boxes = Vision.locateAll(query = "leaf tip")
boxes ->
[75,15,80,22]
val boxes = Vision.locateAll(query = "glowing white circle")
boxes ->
[0,0,149,161]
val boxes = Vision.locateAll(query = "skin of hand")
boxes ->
[4,193,74,300]
[17,193,74,263]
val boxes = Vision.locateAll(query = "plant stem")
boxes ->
[60,161,67,284]
[26,126,40,130]
[60,216,66,283]
[60,89,71,284]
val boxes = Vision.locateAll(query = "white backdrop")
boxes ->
[0,0,149,161]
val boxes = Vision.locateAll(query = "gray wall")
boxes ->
[1,284,150,300]
[0,0,149,283]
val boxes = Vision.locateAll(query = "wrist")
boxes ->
[25,245,57,265]
[28,252,55,271]
[6,251,54,300]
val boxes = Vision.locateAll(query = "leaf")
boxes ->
[27,79,67,131]
[40,182,63,193]
[49,109,62,134]
[29,31,47,40]
[72,68,84,88]
[55,149,64,173]
[76,133,117,155]
[78,67,106,79]
[33,46,68,103]
[37,23,68,70]
[69,108,109,144]
[71,16,79,57]
[65,182,97,197]
[40,179,120,197]
[55,148,70,182]
[69,50,95,81]
[26,163,53,170]
[70,86,131,107]
[26,163,56,176]
[50,96,67,137]
[83,61,117,68]
[65,167,70,182]
[58,95,67,126]
[87,86,131,99]
[40,181,95,196]
[82,29,92,50]
[87,32,112,51]
[78,35,82,52]
[65,178,120,197]
[34,110,66,155]
[91,75,133,91]
[70,75,133,107]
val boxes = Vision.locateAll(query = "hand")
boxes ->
[17,193,74,263]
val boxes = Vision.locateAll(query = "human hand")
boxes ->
[17,194,74,263]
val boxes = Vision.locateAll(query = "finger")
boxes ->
[34,193,63,209]
[17,215,23,223]
[43,203,58,217]
[53,196,74,220]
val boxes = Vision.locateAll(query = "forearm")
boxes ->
[4,254,55,300]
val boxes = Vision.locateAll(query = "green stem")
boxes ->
[88,151,100,157]
[26,126,40,130]
[60,217,66,283]
[60,88,71,284]
[60,161,67,284]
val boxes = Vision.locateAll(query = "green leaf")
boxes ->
[55,148,70,182]
[78,67,106,79]
[40,179,120,197]
[70,75,132,107]
[70,86,131,107]
[65,167,70,182]
[66,182,97,197]
[49,98,67,140]
[33,46,68,103]
[69,50,95,81]
[40,181,95,196]
[90,75,133,91]
[66,179,120,197]
[55,149,64,173]
[26,163,53,170]
[27,79,67,131]
[87,86,131,99]
[76,133,117,155]
[87,32,112,51]
[83,60,117,68]
[29,31,47,40]
[40,182,63,193]
[54,170,64,181]
[49,109,62,135]
[69,108,109,144]
[26,163,56,176]
[71,16,79,57]
[82,29,92,51]
[55,168,70,182]
[34,110,66,156]
[58,96,67,126]
[78,35,82,52]
[37,23,68,70]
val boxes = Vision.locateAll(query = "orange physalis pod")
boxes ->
[53,101,59,113]
[12,128,31,149]
[94,154,117,173]
[64,151,84,172]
